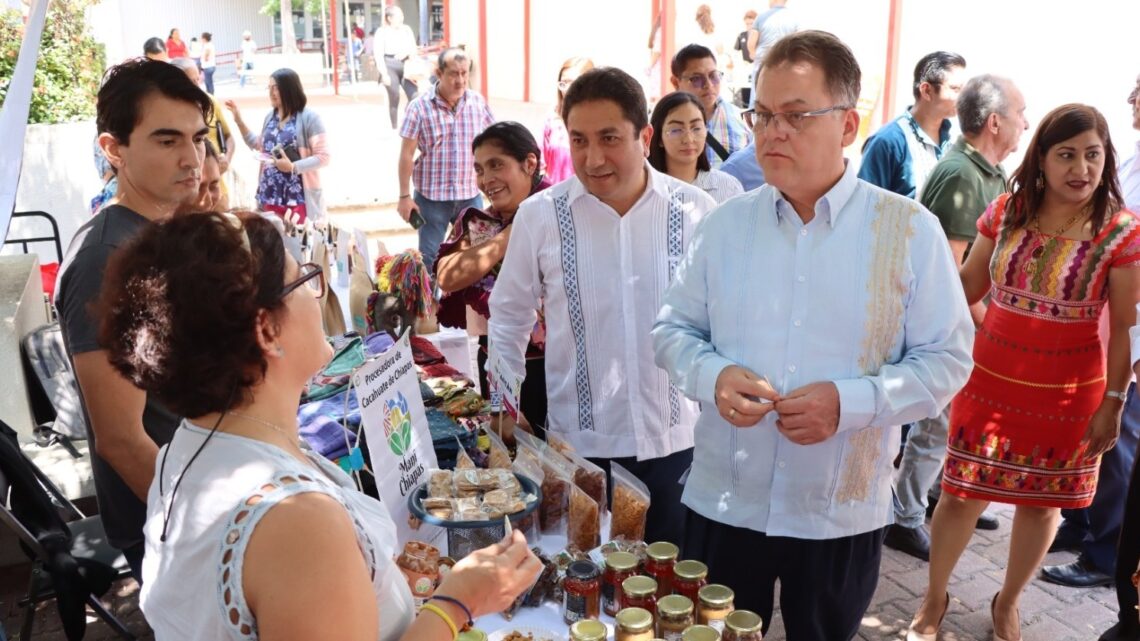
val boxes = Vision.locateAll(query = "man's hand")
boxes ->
[380,73,392,87]
[773,382,840,445]
[397,195,418,223]
[714,365,780,427]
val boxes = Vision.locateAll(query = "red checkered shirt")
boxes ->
[399,86,495,201]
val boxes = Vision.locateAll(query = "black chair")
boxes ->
[0,420,136,640]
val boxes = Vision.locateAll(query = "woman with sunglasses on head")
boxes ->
[98,212,541,641]
[436,122,552,437]
[226,69,330,225]
[648,91,743,204]
[542,57,594,184]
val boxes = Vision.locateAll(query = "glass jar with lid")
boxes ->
[604,551,640,616]
[656,594,695,641]
[681,624,721,641]
[672,560,708,602]
[615,606,656,641]
[622,575,659,615]
[563,560,602,624]
[456,631,487,641]
[645,541,680,597]
[697,584,735,631]
[569,619,608,641]
[722,609,763,641]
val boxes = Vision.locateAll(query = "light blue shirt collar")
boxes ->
[771,159,859,228]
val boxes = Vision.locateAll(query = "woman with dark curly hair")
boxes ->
[98,212,540,640]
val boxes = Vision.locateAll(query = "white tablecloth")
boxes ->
[476,523,619,638]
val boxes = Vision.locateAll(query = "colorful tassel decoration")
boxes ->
[385,250,434,319]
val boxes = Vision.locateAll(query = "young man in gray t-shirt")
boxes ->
[56,59,211,578]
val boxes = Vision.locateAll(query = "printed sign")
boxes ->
[487,349,523,420]
[355,330,445,550]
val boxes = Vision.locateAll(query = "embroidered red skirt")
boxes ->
[942,306,1103,508]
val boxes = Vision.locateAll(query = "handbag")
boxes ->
[312,234,347,336]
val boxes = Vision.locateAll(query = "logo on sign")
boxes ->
[384,392,413,456]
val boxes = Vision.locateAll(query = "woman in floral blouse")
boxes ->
[436,122,551,436]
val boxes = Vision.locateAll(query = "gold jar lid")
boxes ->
[615,607,654,633]
[569,619,608,641]
[674,560,708,581]
[646,541,680,562]
[605,550,639,572]
[657,594,695,618]
[456,631,487,641]
[681,625,721,641]
[698,584,734,607]
[622,575,658,597]
[725,610,763,634]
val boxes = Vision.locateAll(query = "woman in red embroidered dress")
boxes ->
[910,105,1140,641]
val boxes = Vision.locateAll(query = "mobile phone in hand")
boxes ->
[409,209,426,230]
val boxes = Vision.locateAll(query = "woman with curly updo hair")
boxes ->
[98,212,540,640]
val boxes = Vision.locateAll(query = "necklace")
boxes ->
[228,410,295,438]
[1025,206,1088,276]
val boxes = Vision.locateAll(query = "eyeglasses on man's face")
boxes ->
[682,70,722,91]
[280,262,325,299]
[663,125,707,141]
[742,105,851,134]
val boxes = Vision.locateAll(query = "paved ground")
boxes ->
[0,499,1122,640]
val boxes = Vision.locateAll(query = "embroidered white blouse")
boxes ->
[140,421,415,640]
[489,164,717,460]
[652,161,974,539]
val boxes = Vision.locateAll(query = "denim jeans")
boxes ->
[414,192,481,279]
[239,61,254,87]
[893,406,949,529]
[203,67,215,94]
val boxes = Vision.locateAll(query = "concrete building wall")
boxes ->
[88,0,273,66]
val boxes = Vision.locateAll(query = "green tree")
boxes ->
[0,0,105,125]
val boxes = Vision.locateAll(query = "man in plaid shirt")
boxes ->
[398,47,495,276]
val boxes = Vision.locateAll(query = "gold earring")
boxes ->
[1035,173,1044,190]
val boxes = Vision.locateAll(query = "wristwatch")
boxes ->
[1106,390,1128,402]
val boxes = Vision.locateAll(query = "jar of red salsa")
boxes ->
[645,541,680,598]
[563,560,602,624]
[603,551,640,616]
[672,560,708,602]
[621,575,659,616]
